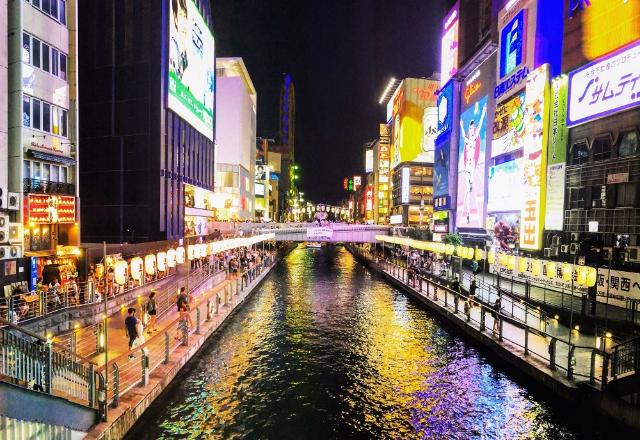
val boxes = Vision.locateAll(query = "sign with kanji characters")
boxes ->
[490,259,587,295]
[596,268,640,308]
[567,39,640,127]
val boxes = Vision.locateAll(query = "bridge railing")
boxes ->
[610,336,640,380]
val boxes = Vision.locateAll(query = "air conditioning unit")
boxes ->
[560,244,570,253]
[627,246,640,263]
[0,245,21,260]
[552,235,561,246]
[0,188,6,210]
[0,215,7,243]
[570,243,579,254]
[543,248,552,257]
[571,232,580,242]
[7,192,19,211]
[8,223,22,244]
[602,247,613,261]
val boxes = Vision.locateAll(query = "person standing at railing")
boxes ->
[49,278,62,309]
[146,291,158,334]
[492,296,502,335]
[125,308,139,360]
[67,278,79,306]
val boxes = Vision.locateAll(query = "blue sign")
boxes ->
[29,257,38,291]
[500,9,526,78]
[436,81,454,139]
[494,66,529,100]
[434,137,450,198]
[568,0,591,18]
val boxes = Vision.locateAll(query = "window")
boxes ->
[50,0,58,19]
[59,0,66,24]
[33,0,40,8]
[23,160,31,180]
[569,187,585,209]
[619,131,640,157]
[51,48,59,76]
[593,135,612,161]
[41,0,50,15]
[52,107,59,135]
[617,183,639,208]
[42,164,50,181]
[41,43,50,73]
[26,0,66,25]
[50,165,59,182]
[32,38,41,68]
[23,95,31,127]
[32,98,41,130]
[59,53,67,80]
[23,33,30,63]
[42,102,50,132]
[570,140,589,165]
[60,167,67,183]
[61,110,67,137]
[33,162,41,180]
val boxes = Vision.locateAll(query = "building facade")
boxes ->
[78,0,216,244]
[214,58,256,221]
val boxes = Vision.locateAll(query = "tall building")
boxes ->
[279,73,295,161]
[78,0,216,243]
[214,57,257,220]
[2,0,80,289]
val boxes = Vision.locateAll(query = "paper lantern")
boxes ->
[507,255,516,270]
[445,244,455,255]
[577,266,587,285]
[145,254,156,276]
[130,257,143,281]
[518,257,527,273]
[187,245,195,260]
[562,263,572,282]
[546,261,557,279]
[586,267,597,287]
[167,249,177,268]
[199,243,207,257]
[455,246,463,257]
[475,248,483,261]
[176,246,185,264]
[531,259,542,276]
[487,250,496,264]
[499,253,508,266]
[157,252,167,272]
[114,260,128,285]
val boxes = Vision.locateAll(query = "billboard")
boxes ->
[491,90,525,158]
[434,139,450,198]
[456,96,488,228]
[545,75,569,231]
[520,64,549,250]
[401,167,410,204]
[255,165,269,182]
[169,0,215,140]
[597,268,640,308]
[567,39,640,127]
[487,159,523,213]
[486,212,519,250]
[390,78,439,168]
[422,107,438,163]
[441,3,459,86]
[365,149,374,173]
[499,8,527,78]
[436,80,454,139]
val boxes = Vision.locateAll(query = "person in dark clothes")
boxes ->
[125,308,138,360]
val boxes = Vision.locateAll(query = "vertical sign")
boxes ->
[545,75,568,231]
[441,3,460,86]
[401,167,410,204]
[520,64,550,250]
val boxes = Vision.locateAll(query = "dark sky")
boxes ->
[212,0,453,203]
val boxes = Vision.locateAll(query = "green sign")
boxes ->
[548,75,568,165]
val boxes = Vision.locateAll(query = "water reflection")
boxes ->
[128,246,621,439]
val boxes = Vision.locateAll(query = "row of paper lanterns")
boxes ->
[109,233,275,286]
[375,235,597,287]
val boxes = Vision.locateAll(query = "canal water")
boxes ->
[127,246,625,439]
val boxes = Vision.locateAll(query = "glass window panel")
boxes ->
[61,110,67,137]
[59,53,67,80]
[42,164,50,181]
[50,0,58,19]
[22,33,30,64]
[60,167,67,183]
[51,48,58,76]
[33,162,41,180]
[23,95,30,127]
[32,98,41,130]
[42,0,50,14]
[32,38,41,68]
[51,107,59,135]
[42,102,51,132]
[33,0,40,7]
[619,131,639,157]
[23,160,31,180]
[59,0,66,24]
[41,43,50,73]
[50,165,59,182]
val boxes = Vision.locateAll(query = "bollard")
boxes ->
[112,363,120,408]
[196,308,201,334]
[140,349,149,386]
[549,338,557,370]
[164,332,170,364]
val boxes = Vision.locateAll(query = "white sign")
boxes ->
[567,39,640,127]
[544,163,565,231]
[588,221,599,232]
[491,261,587,295]
[24,129,71,157]
[390,214,403,225]
[607,172,629,184]
[365,149,374,173]
[306,227,333,240]
[401,167,410,204]
[597,268,640,308]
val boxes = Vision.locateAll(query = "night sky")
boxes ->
[212,0,454,203]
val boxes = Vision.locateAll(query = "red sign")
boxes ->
[343,178,348,190]
[464,81,482,105]
[26,195,76,224]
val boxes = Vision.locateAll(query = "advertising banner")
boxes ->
[487,159,523,212]
[168,0,215,140]
[548,76,568,165]
[401,167,410,204]
[365,149,374,173]
[441,3,459,86]
[255,165,269,182]
[597,268,640,308]
[437,80,455,139]
[306,228,333,240]
[486,212,519,250]
[544,163,565,231]
[27,195,76,224]
[491,260,587,295]
[456,96,488,228]
[491,90,525,157]
[520,64,549,250]
[422,107,438,163]
[434,138,450,198]
[567,39,640,127]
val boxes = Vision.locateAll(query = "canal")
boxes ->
[127,245,624,439]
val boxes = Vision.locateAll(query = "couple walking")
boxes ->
[124,291,158,359]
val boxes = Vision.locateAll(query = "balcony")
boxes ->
[23,179,76,196]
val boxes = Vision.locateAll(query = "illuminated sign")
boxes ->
[390,214,403,225]
[456,96,488,228]
[520,64,549,250]
[27,195,75,224]
[343,178,348,190]
[500,9,527,78]
[436,81,454,138]
[545,76,569,232]
[354,175,362,190]
[491,90,525,157]
[434,139,450,198]
[168,0,215,140]
[545,163,565,231]
[488,159,523,212]
[440,3,459,86]
[255,183,265,196]
[348,179,354,192]
[464,79,483,106]
[487,212,520,250]
[421,107,438,163]
[567,39,640,127]
[365,187,374,211]
[401,167,410,204]
[597,268,640,308]
[255,165,269,182]
[494,66,529,100]
[365,149,374,173]
[568,0,590,18]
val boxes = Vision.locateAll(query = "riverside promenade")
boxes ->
[347,244,640,431]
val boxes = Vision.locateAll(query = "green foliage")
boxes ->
[444,233,463,246]
[407,227,433,241]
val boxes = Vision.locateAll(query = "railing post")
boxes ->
[602,352,609,388]
[568,345,575,380]
[44,341,53,394]
[112,363,119,408]
[206,299,212,321]
[524,328,529,355]
[444,289,448,308]
[612,348,619,380]
[87,364,96,408]
[498,317,503,342]
[164,332,170,364]
[97,372,107,421]
[196,308,201,335]
[590,350,597,385]
[480,308,486,331]
[216,292,220,314]
[549,338,557,371]
[140,349,149,387]
[454,294,459,314]
[181,317,189,346]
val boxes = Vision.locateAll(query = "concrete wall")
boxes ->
[0,0,7,196]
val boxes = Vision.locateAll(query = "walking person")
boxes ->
[492,296,502,335]
[125,308,139,360]
[452,276,461,297]
[469,280,477,303]
[146,291,158,334]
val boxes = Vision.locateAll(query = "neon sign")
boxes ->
[441,3,460,86]
[500,9,527,78]
[464,81,483,105]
